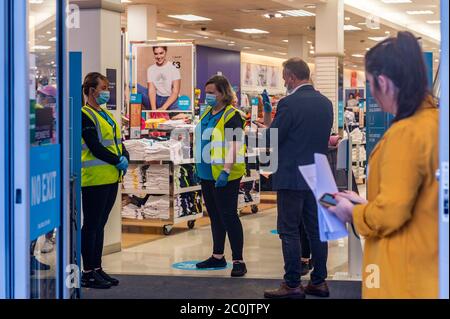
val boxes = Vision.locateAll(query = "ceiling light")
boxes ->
[305,4,316,9]
[31,45,51,50]
[216,39,230,43]
[406,10,434,15]
[345,17,351,21]
[228,43,235,46]
[258,49,265,51]
[121,0,133,3]
[263,13,283,19]
[381,0,412,3]
[168,14,211,22]
[352,54,365,58]
[30,0,44,3]
[310,50,315,54]
[243,47,251,49]
[274,51,287,56]
[186,33,204,38]
[344,25,362,31]
[307,41,312,44]
[366,47,371,51]
[385,31,391,35]
[358,22,367,25]
[277,10,315,17]
[203,36,209,39]
[282,39,289,43]
[427,20,441,24]
[46,31,52,35]
[368,36,388,42]
[234,28,269,34]
[48,37,56,42]
[435,59,439,63]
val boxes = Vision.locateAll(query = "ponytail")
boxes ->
[365,31,429,122]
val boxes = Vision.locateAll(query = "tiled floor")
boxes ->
[102,207,352,280]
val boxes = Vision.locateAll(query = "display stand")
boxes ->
[122,158,203,235]
[352,141,366,184]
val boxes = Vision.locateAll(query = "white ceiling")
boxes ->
[121,0,441,70]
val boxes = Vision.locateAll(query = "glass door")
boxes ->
[11,0,66,299]
[0,0,9,300]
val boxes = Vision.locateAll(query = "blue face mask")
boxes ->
[96,90,110,105]
[205,93,217,107]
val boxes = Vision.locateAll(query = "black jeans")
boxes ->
[300,221,311,259]
[201,179,244,261]
[81,183,118,271]
[277,189,328,287]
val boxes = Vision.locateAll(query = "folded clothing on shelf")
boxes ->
[175,164,199,189]
[142,195,170,220]
[122,165,145,190]
[175,191,202,218]
[122,203,143,220]
[143,164,170,191]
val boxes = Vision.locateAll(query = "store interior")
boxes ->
[31,0,442,289]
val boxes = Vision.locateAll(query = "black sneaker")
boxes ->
[31,256,51,271]
[196,256,227,269]
[81,271,112,289]
[231,261,247,277]
[96,268,119,286]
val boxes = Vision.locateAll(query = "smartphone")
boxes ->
[319,193,338,208]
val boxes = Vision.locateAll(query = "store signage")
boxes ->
[106,68,117,110]
[251,97,259,106]
[338,101,344,128]
[270,229,278,235]
[30,144,61,240]
[178,95,191,110]
[172,261,232,271]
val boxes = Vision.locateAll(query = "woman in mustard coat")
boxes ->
[330,32,439,299]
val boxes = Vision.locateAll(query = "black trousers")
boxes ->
[81,183,118,271]
[300,221,311,259]
[277,189,328,287]
[201,179,244,261]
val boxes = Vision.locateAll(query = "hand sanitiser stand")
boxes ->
[335,119,363,280]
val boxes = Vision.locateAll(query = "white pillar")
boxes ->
[127,5,157,42]
[69,0,124,255]
[288,35,309,60]
[315,0,345,133]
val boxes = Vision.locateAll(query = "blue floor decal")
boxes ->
[172,261,232,271]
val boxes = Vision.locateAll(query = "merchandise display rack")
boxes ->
[238,148,261,215]
[352,141,367,184]
[122,158,203,235]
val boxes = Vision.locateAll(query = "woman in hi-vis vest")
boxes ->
[194,75,247,277]
[81,72,129,289]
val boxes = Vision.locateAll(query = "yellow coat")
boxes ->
[353,96,439,299]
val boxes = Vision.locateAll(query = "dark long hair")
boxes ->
[365,31,429,122]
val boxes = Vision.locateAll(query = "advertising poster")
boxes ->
[242,62,284,91]
[135,43,194,112]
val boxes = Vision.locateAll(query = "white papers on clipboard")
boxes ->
[299,154,348,242]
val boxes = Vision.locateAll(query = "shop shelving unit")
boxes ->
[352,141,367,184]
[121,158,203,235]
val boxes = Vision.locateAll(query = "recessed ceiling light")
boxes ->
[368,36,389,42]
[234,28,269,34]
[48,37,56,42]
[352,54,365,58]
[186,33,204,38]
[310,50,315,54]
[366,47,371,51]
[385,31,391,35]
[121,0,133,3]
[277,10,315,17]
[258,49,265,51]
[31,45,51,50]
[406,10,434,15]
[381,0,412,3]
[263,13,283,19]
[46,31,52,35]
[345,17,351,21]
[344,25,362,31]
[274,51,287,56]
[243,47,251,49]
[203,36,209,39]
[216,39,230,43]
[426,20,441,24]
[228,43,235,46]
[168,14,211,22]
[305,5,316,9]
[435,59,439,62]
[307,40,312,44]
[282,39,289,43]
[358,22,367,25]
[30,0,44,3]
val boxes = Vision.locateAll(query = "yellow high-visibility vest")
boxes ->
[81,105,123,187]
[196,105,246,181]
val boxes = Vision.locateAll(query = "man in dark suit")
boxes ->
[258,58,334,299]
